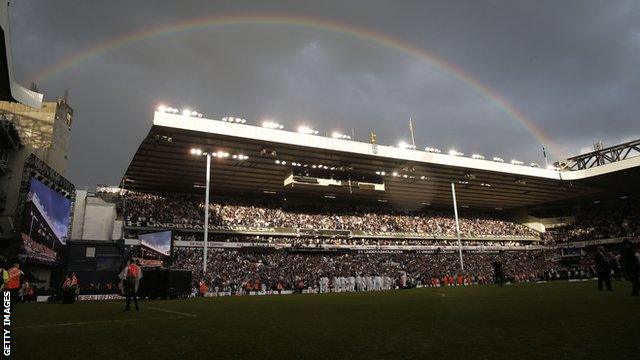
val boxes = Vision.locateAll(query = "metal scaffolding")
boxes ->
[557,139,640,170]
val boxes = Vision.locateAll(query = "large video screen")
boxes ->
[139,230,172,257]
[19,178,72,264]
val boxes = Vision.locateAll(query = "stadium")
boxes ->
[2,2,640,360]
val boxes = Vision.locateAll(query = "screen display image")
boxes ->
[139,230,172,257]
[20,178,72,264]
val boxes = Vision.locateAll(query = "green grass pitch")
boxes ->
[12,281,640,359]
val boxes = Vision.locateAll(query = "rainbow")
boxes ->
[30,14,562,158]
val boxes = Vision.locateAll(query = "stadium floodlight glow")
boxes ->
[493,157,504,163]
[157,105,180,114]
[222,116,246,123]
[181,108,203,117]
[189,149,212,274]
[332,132,351,140]
[530,163,540,167]
[262,121,284,129]
[480,182,492,187]
[398,141,416,150]
[449,149,464,157]
[275,160,281,164]
[510,159,524,165]
[232,154,249,160]
[471,154,485,160]
[425,147,441,153]
[298,126,319,135]
[392,171,399,177]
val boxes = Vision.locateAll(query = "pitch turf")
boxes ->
[11,281,640,359]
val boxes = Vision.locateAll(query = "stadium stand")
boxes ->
[99,110,640,297]
[121,191,539,237]
[542,199,639,243]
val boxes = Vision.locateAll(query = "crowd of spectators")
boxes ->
[542,200,639,243]
[172,234,535,248]
[122,191,538,237]
[172,248,581,293]
[21,234,56,261]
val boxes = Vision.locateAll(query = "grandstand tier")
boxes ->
[123,111,640,209]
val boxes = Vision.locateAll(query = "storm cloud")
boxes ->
[9,0,640,186]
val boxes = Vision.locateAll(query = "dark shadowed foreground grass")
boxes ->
[11,281,640,359]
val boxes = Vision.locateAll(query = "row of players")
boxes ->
[317,275,396,292]
[172,248,575,293]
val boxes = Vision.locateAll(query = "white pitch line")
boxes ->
[144,306,198,318]
[14,316,188,330]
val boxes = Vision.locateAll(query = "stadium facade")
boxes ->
[0,1,76,290]
[122,110,638,214]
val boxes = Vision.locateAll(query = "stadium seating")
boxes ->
[542,200,640,243]
[120,191,539,237]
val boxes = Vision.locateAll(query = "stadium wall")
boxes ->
[72,190,117,241]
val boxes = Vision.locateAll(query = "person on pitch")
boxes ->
[0,256,8,292]
[119,259,143,311]
[594,246,613,291]
[492,260,505,287]
[6,263,23,309]
[620,240,640,297]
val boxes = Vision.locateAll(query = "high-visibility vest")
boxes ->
[6,268,20,290]
[1,269,8,289]
[127,264,139,279]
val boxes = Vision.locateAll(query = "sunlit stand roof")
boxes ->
[122,111,640,210]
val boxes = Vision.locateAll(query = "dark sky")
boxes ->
[9,1,640,187]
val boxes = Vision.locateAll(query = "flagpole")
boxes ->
[409,118,416,149]
[451,182,464,271]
